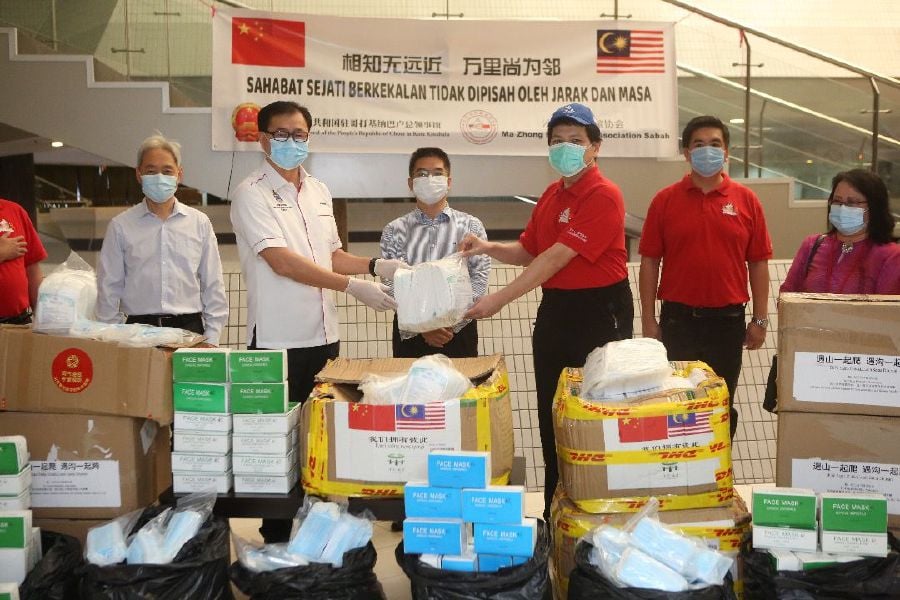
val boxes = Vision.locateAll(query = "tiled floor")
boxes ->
[229,492,548,600]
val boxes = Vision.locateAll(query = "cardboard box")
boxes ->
[0,412,171,519]
[820,492,888,557]
[553,363,733,512]
[232,431,296,456]
[173,470,232,494]
[478,553,513,572]
[404,482,463,519]
[234,468,299,494]
[403,518,468,555]
[173,431,231,455]
[229,350,288,383]
[231,383,289,414]
[170,452,231,473]
[171,348,229,383]
[172,382,230,413]
[752,488,818,552]
[301,355,513,498]
[0,326,174,424]
[232,402,300,435]
[32,517,105,547]
[777,411,900,527]
[428,451,491,489]
[173,411,232,433]
[233,451,295,475]
[777,293,900,416]
[442,550,478,572]
[462,485,525,524]
[473,518,537,557]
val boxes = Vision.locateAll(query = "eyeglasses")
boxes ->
[831,197,868,208]
[265,129,309,142]
[413,169,449,178]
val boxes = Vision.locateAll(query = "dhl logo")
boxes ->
[496,383,507,393]
[566,451,608,463]
[716,467,734,481]
[717,412,730,424]
[657,449,700,459]
[578,403,633,417]
[622,499,649,510]
[683,399,723,410]
[710,527,744,537]
[360,488,401,496]
[708,441,728,453]
[717,489,734,502]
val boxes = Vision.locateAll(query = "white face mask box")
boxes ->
[229,350,288,383]
[172,470,233,494]
[232,429,297,456]
[0,436,29,475]
[234,467,298,494]
[0,488,30,511]
[173,431,231,455]
[820,492,888,557]
[171,452,232,473]
[404,482,462,519]
[403,518,469,555]
[173,411,232,433]
[427,451,491,489]
[233,450,296,475]
[172,348,230,383]
[473,518,537,557]
[232,402,300,435]
[0,510,32,585]
[461,485,524,524]
[173,382,230,413]
[751,488,818,552]
[0,581,21,600]
[0,466,31,496]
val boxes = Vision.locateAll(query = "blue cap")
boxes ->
[548,103,597,128]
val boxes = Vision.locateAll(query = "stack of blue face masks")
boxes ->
[86,520,129,566]
[280,501,373,568]
[319,513,374,567]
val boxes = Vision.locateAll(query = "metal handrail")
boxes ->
[661,0,900,89]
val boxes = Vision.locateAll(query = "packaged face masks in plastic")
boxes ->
[399,354,472,405]
[85,509,143,566]
[358,372,408,405]
[233,533,309,572]
[394,253,473,335]
[126,507,172,565]
[581,338,673,401]
[286,497,375,565]
[68,321,204,348]
[33,251,97,335]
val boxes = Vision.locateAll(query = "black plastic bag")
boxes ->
[395,518,551,600]
[743,532,900,599]
[79,508,233,600]
[567,540,737,600]
[229,541,385,600]
[19,530,83,600]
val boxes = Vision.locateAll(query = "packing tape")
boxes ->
[570,483,735,513]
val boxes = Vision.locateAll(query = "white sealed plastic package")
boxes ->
[399,354,472,405]
[581,338,672,401]
[33,251,97,334]
[393,253,473,335]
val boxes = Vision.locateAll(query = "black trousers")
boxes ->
[391,316,479,359]
[659,301,744,440]
[0,309,32,324]
[533,280,633,521]
[250,328,340,543]
[126,312,204,335]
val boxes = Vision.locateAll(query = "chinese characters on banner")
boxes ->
[212,9,678,156]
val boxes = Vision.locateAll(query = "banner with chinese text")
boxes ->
[212,9,678,156]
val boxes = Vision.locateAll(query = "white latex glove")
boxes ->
[345,278,398,311]
[374,258,407,280]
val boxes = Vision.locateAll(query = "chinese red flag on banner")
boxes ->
[232,17,305,68]
[618,415,668,442]
[347,403,396,432]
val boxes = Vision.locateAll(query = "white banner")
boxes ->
[332,401,461,482]
[212,9,678,156]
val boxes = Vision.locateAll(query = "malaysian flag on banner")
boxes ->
[596,29,665,74]
[667,412,712,437]
[396,402,446,430]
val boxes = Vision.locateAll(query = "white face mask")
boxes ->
[412,175,449,205]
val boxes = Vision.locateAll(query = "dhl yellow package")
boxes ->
[553,361,733,513]
[549,486,750,600]
[301,355,513,498]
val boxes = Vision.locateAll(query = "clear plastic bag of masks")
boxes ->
[584,497,734,591]
[358,354,472,405]
[33,251,97,334]
[68,320,204,348]
[581,338,674,401]
[283,496,375,568]
[394,253,473,337]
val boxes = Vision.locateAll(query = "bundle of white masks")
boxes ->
[581,338,673,401]
[393,253,473,336]
[33,251,97,334]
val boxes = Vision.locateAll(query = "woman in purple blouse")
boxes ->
[781,169,899,294]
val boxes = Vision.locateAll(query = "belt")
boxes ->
[0,309,32,325]
[662,301,745,319]
[126,313,202,328]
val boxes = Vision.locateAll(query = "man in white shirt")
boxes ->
[96,134,228,344]
[230,100,403,542]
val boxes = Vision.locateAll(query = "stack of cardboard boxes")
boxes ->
[403,450,536,571]
[0,436,40,588]
[0,327,173,545]
[171,348,234,494]
[549,362,751,599]
[775,294,900,534]
[171,348,300,495]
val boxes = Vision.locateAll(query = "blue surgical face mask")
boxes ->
[141,173,178,204]
[689,146,726,177]
[549,142,589,177]
[268,139,308,170]
[829,204,866,236]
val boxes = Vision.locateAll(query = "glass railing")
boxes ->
[1,0,897,204]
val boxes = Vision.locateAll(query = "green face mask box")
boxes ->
[752,487,818,552]
[0,437,28,476]
[171,348,230,383]
[229,350,288,383]
[172,382,230,413]
[820,492,888,557]
[231,383,289,414]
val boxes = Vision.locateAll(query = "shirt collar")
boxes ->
[414,204,452,224]
[559,164,602,195]
[139,198,186,218]
[682,173,732,196]
[260,159,308,192]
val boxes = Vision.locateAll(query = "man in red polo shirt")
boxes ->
[639,115,772,440]
[0,198,47,324]
[460,103,632,521]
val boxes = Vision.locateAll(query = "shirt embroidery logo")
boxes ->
[0,218,12,234]
[721,203,737,216]
[271,190,291,212]
[558,207,571,223]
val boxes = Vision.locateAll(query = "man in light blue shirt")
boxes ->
[381,147,490,358]
[96,134,228,344]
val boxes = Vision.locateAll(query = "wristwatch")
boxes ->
[751,317,769,328]
[368,257,379,276]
